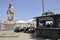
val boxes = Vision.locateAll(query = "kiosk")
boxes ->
[35,12,60,39]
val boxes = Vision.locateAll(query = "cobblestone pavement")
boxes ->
[0,31,59,40]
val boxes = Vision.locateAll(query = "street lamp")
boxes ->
[42,0,45,15]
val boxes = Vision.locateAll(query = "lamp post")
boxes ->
[42,0,44,15]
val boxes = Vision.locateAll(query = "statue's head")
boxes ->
[9,4,12,8]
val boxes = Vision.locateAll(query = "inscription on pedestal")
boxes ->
[4,24,14,31]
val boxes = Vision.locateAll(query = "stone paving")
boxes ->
[0,31,59,40]
[0,31,19,37]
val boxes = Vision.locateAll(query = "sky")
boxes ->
[0,0,60,21]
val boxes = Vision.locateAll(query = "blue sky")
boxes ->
[0,0,60,21]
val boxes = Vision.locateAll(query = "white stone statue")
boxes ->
[7,4,14,21]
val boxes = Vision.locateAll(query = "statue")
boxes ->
[7,4,14,21]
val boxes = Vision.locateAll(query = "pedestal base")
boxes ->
[3,21,15,31]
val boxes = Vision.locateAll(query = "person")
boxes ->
[46,23,50,28]
[50,23,53,28]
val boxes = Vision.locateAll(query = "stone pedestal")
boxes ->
[3,21,15,31]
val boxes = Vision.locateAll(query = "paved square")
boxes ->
[0,31,59,40]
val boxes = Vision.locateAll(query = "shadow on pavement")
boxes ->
[28,33,45,40]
